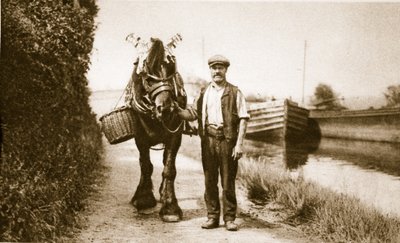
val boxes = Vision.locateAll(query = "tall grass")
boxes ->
[239,158,400,243]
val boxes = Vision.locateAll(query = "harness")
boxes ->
[128,68,185,134]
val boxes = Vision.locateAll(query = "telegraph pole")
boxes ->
[302,40,307,106]
[202,36,206,76]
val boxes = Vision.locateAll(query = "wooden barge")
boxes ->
[309,107,400,143]
[246,99,310,143]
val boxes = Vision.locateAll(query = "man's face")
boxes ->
[210,64,227,84]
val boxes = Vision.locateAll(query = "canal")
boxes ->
[244,138,400,218]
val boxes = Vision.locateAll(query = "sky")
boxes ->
[87,0,400,108]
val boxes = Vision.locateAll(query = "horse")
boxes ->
[125,34,187,222]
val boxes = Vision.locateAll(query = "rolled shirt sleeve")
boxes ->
[236,90,250,119]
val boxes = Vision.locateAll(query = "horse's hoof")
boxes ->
[131,194,157,210]
[161,215,181,222]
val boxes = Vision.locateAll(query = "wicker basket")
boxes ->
[99,106,136,144]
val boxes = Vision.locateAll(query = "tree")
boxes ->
[184,76,207,104]
[310,83,346,110]
[383,84,400,108]
[245,92,269,103]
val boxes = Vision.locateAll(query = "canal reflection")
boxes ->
[315,138,400,176]
[244,137,400,218]
[282,140,309,170]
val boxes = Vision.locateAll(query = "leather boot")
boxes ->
[201,218,219,229]
[225,221,238,231]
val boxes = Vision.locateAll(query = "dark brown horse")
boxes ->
[126,35,186,222]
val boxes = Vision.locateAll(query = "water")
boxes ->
[244,138,400,218]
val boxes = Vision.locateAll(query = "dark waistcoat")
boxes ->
[197,81,239,140]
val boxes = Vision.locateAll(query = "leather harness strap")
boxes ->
[149,84,173,100]
[147,81,173,100]
[146,72,176,83]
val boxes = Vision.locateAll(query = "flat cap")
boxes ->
[208,54,230,67]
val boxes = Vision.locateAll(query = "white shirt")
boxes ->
[202,82,250,129]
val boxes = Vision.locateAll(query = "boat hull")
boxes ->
[247,99,310,143]
[309,108,400,143]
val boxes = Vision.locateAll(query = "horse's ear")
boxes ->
[126,33,142,47]
[167,33,182,49]
[165,34,182,60]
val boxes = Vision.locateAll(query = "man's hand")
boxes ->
[232,144,243,160]
[173,102,187,118]
[173,101,184,112]
[232,119,247,161]
[173,102,198,121]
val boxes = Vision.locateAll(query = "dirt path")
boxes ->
[75,137,310,242]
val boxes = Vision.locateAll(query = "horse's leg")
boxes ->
[159,134,183,222]
[131,139,157,210]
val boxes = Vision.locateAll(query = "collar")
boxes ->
[210,81,226,91]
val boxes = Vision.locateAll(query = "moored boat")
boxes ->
[309,107,400,143]
[246,99,310,143]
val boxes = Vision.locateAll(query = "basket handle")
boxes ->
[114,83,130,109]
[115,60,138,109]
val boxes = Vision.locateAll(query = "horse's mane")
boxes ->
[131,38,168,113]
[146,38,165,77]
[131,39,166,101]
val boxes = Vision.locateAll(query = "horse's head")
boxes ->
[145,38,176,120]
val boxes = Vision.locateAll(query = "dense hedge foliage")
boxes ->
[1,0,102,241]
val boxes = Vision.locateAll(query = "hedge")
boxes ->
[1,0,103,241]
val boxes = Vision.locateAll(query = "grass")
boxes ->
[238,157,400,243]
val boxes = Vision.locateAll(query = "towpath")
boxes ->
[74,136,311,243]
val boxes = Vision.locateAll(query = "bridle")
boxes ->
[143,73,175,101]
[134,65,184,134]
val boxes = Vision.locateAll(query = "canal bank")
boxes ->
[239,157,400,243]
[244,138,400,219]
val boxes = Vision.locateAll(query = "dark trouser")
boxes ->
[201,135,238,222]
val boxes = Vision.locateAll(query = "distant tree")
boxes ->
[185,76,207,89]
[246,93,269,103]
[383,84,400,108]
[184,76,207,103]
[310,83,346,110]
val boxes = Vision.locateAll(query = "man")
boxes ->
[176,54,249,231]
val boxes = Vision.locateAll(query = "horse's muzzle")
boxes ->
[155,105,173,121]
